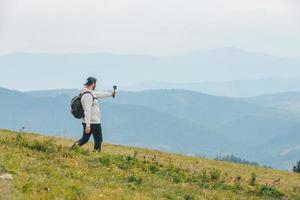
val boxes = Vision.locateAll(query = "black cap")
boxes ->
[84,77,97,86]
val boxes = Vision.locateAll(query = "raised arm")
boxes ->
[94,91,113,98]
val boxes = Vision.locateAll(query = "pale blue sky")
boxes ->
[0,0,299,58]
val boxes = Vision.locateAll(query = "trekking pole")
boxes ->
[113,85,117,98]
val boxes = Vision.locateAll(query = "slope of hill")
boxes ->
[243,92,300,112]
[1,130,299,200]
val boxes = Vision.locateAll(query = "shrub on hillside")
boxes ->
[30,139,56,153]
[293,161,300,173]
[248,172,257,186]
[184,194,195,200]
[254,185,285,199]
[14,134,58,153]
[125,175,142,185]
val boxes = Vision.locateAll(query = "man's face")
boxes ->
[92,83,96,90]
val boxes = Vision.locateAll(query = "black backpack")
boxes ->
[70,91,95,119]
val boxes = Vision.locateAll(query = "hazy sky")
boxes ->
[0,0,300,57]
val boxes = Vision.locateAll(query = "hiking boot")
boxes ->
[70,141,80,149]
[93,149,101,153]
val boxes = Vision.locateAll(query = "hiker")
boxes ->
[71,77,116,152]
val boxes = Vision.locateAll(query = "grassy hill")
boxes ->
[0,130,300,200]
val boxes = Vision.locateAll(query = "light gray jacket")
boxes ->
[80,88,113,125]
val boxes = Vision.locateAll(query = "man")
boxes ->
[72,77,116,152]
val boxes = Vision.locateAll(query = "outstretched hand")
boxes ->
[112,90,117,98]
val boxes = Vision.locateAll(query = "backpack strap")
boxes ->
[80,91,97,101]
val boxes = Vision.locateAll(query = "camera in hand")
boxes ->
[113,85,117,98]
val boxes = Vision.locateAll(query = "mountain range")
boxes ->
[243,91,300,112]
[1,47,300,95]
[1,87,300,169]
[124,78,300,97]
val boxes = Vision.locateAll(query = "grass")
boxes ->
[0,129,300,199]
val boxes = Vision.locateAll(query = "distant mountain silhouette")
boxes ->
[125,78,300,97]
[1,47,300,91]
